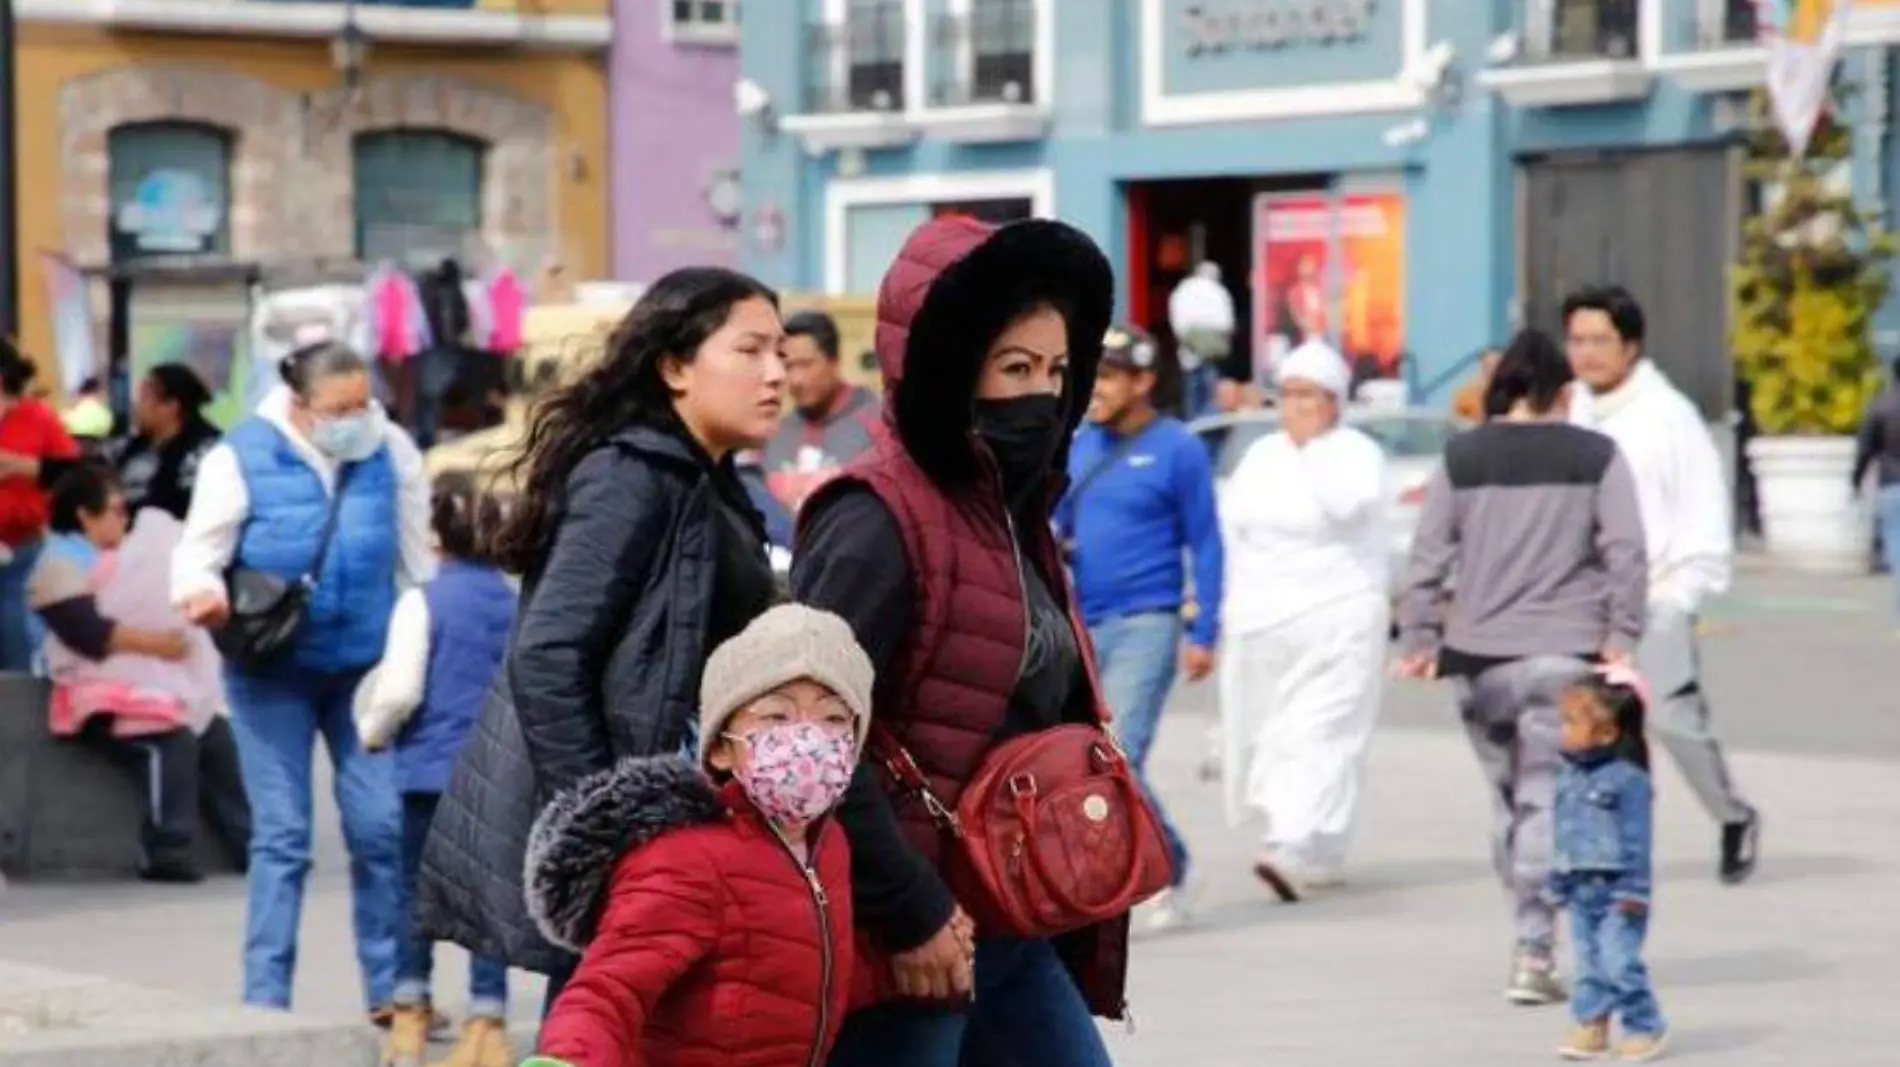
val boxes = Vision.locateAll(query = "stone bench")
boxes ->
[0,673,237,880]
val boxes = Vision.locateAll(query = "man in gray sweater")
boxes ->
[1396,329,1648,1006]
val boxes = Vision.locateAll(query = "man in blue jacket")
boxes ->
[1057,324,1224,930]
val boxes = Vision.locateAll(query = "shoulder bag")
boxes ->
[213,466,352,668]
[869,716,1176,939]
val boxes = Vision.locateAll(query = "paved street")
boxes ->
[3,569,1896,1065]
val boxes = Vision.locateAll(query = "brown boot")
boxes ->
[428,1017,513,1067]
[381,1005,430,1067]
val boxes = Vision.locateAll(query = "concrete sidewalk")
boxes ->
[3,716,1893,1065]
[1101,720,1899,1066]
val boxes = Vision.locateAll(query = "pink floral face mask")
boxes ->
[724,721,857,826]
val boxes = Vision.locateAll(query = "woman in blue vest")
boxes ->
[416,267,785,1011]
[173,341,435,1018]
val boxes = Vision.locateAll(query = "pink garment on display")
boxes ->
[487,268,525,353]
[42,511,225,739]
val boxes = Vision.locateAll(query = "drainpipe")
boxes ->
[0,0,16,336]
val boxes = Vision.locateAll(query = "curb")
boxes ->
[0,963,377,1067]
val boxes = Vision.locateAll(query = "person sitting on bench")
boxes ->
[28,463,249,882]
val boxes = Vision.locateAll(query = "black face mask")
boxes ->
[973,394,1066,502]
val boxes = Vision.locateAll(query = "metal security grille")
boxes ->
[352,129,485,268]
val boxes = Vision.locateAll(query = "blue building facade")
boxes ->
[738,0,1900,409]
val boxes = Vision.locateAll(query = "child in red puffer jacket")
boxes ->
[521,605,872,1067]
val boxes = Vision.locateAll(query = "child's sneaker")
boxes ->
[429,1017,513,1067]
[380,1005,430,1067]
[1617,1031,1668,1062]
[1558,1019,1610,1060]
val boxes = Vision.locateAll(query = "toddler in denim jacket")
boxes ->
[1550,666,1667,1062]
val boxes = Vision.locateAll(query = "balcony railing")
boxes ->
[804,2,907,115]
[1524,0,1641,63]
[930,0,1035,108]
[1695,0,1760,48]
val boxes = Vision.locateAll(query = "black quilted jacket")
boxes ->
[416,423,760,973]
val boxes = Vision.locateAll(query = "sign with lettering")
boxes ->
[1180,0,1378,56]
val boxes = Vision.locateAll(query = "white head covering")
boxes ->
[1278,340,1351,398]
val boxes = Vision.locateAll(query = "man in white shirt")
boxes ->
[1168,261,1236,419]
[1565,285,1760,884]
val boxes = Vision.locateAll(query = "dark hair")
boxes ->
[489,266,778,573]
[1484,328,1575,419]
[49,463,122,534]
[431,471,503,562]
[0,337,39,397]
[1561,285,1646,346]
[784,310,841,361]
[1568,674,1651,771]
[280,341,368,398]
[146,362,213,417]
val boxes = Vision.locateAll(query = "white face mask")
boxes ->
[309,405,386,462]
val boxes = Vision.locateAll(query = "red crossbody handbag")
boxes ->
[870,719,1176,938]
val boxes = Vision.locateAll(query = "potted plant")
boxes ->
[1730,83,1895,573]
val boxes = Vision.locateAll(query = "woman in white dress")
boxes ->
[1218,341,1390,900]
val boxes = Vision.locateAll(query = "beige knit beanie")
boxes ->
[697,604,876,763]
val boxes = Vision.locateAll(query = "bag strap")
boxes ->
[298,464,354,588]
[866,723,966,840]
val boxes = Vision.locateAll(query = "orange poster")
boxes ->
[1338,193,1406,375]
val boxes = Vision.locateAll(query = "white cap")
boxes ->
[1278,340,1351,398]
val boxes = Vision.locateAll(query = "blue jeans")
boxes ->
[397,792,508,1019]
[825,937,1114,1067]
[0,538,44,672]
[226,666,402,1010]
[1090,612,1189,887]
[1566,876,1666,1035]
[1879,486,1900,613]
[1180,362,1221,421]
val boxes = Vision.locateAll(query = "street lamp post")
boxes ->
[1,0,18,336]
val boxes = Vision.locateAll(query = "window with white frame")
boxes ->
[668,0,738,46]
[847,0,906,111]
[970,0,1034,104]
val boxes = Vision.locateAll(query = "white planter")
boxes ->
[1746,435,1870,574]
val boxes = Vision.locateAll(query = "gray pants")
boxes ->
[1456,656,1594,954]
[1637,609,1752,826]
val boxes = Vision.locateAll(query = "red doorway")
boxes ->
[1123,173,1329,388]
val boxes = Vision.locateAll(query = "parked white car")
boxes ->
[1187,407,1468,600]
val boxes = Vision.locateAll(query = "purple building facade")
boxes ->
[609,1,742,280]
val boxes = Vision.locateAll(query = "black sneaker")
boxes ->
[138,859,205,885]
[1720,808,1760,884]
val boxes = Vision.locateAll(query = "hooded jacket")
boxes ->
[791,217,1130,1017]
[418,423,772,974]
[527,755,853,1067]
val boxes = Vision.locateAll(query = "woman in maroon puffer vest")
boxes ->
[793,215,1124,1067]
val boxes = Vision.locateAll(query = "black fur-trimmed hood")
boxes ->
[523,754,724,953]
[874,216,1114,489]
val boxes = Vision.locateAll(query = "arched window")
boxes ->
[352,129,486,266]
[107,121,234,262]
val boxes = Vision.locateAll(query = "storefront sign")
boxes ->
[113,169,223,255]
[1181,0,1378,56]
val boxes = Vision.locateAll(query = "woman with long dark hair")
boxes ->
[110,362,221,521]
[792,216,1125,1066]
[1394,328,1649,1008]
[417,267,786,998]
